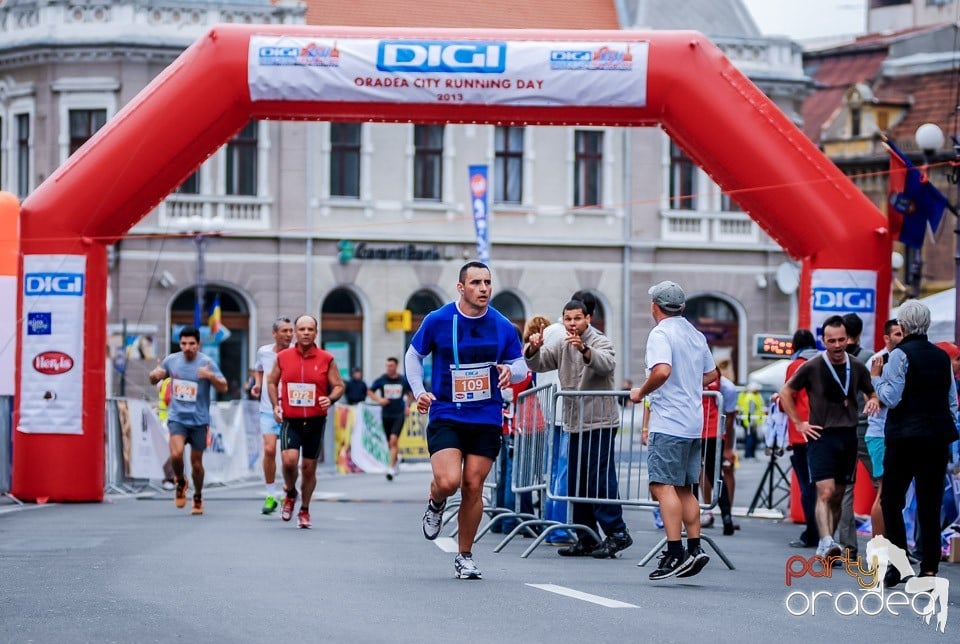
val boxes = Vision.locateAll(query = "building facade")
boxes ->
[1,0,813,400]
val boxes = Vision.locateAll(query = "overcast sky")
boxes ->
[741,0,867,41]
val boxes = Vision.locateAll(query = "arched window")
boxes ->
[170,286,249,400]
[491,291,525,332]
[405,289,443,390]
[685,295,739,381]
[321,288,363,379]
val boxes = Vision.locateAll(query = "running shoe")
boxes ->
[174,480,188,509]
[676,546,710,578]
[281,495,296,522]
[454,554,482,580]
[700,511,715,529]
[297,508,311,529]
[262,495,279,515]
[421,499,445,540]
[591,531,634,559]
[817,539,842,559]
[649,550,693,581]
[191,497,203,515]
[386,467,396,481]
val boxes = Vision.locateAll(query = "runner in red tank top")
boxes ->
[267,315,344,528]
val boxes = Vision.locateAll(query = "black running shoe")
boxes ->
[591,531,634,559]
[676,546,710,578]
[649,550,693,581]
[558,539,600,557]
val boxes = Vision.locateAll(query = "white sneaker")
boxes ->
[454,554,482,579]
[816,539,842,559]
[422,499,445,540]
[386,467,396,481]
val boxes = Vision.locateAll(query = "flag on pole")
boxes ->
[208,295,230,343]
[885,139,949,249]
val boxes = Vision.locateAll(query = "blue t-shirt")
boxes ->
[410,302,523,426]
[161,351,223,426]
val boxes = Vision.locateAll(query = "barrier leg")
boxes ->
[520,524,600,559]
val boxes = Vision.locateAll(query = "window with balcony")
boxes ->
[225,120,258,196]
[68,109,106,156]
[175,170,200,195]
[414,125,443,201]
[669,141,697,210]
[494,126,523,204]
[330,123,361,198]
[574,130,603,207]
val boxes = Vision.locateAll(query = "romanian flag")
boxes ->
[885,140,949,249]
[208,295,230,343]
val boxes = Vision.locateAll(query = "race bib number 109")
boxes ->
[451,367,492,402]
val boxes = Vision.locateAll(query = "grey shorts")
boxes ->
[647,432,701,487]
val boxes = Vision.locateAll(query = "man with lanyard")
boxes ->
[250,316,294,514]
[149,326,228,515]
[368,357,413,481]
[406,261,527,580]
[266,315,344,529]
[779,315,879,561]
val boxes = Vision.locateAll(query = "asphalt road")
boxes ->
[1,457,957,643]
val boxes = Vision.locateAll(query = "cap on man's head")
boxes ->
[935,341,960,360]
[649,280,685,312]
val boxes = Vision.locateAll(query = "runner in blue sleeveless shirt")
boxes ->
[406,261,527,580]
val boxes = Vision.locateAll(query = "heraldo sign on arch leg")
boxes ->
[13,25,890,501]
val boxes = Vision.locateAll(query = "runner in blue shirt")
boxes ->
[149,326,227,515]
[405,261,527,580]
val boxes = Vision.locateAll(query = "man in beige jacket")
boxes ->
[525,298,632,558]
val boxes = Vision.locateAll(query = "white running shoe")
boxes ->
[454,554,482,579]
[421,499,445,540]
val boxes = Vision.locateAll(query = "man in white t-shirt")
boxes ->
[250,316,294,514]
[631,281,717,581]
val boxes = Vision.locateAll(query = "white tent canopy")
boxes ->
[891,287,955,344]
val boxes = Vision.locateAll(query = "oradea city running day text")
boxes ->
[783,551,946,627]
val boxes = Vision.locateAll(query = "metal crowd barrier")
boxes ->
[475,383,556,543]
[491,388,733,568]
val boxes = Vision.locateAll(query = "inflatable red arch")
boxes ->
[13,25,890,501]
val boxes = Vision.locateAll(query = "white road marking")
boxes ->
[433,537,460,553]
[526,584,638,608]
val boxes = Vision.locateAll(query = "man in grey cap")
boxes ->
[631,281,718,580]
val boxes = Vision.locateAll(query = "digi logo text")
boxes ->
[812,288,874,313]
[24,273,84,296]
[377,41,506,73]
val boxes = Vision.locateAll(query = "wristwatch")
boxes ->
[579,345,588,355]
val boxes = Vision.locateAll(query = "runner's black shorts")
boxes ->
[382,415,405,438]
[281,416,326,459]
[427,419,501,459]
[806,426,857,485]
[168,421,208,452]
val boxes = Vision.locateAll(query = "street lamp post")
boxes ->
[193,233,208,328]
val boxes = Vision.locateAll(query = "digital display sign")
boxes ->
[754,333,794,359]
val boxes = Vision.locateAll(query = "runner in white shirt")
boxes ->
[250,316,294,514]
